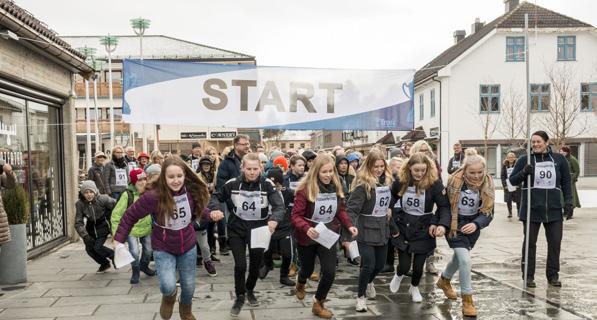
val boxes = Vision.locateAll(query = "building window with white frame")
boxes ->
[506,36,525,62]
[581,83,597,111]
[480,84,500,112]
[557,36,576,61]
[530,84,550,111]
[419,94,424,120]
[430,89,436,117]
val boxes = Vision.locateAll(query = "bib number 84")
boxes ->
[319,205,333,215]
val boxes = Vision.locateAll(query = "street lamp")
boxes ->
[77,46,96,169]
[131,17,154,152]
[90,58,104,153]
[99,35,118,152]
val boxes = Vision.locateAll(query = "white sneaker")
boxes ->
[409,285,423,303]
[355,296,367,312]
[366,282,376,299]
[389,274,403,293]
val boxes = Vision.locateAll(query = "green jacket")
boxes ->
[111,184,152,237]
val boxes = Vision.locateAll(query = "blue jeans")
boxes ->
[127,235,152,269]
[154,246,196,304]
[442,247,472,294]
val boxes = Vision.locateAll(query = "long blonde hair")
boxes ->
[352,149,393,199]
[296,154,344,202]
[411,140,434,159]
[205,146,220,176]
[398,152,438,196]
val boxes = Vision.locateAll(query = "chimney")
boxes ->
[504,0,519,13]
[453,30,466,44]
[471,18,485,34]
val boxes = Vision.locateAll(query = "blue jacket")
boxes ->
[509,147,572,223]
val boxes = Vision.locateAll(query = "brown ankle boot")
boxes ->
[436,275,457,300]
[159,290,177,320]
[462,294,477,317]
[179,303,196,320]
[312,298,333,319]
[295,282,306,300]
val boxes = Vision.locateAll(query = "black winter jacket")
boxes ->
[216,150,241,191]
[509,147,572,223]
[75,194,116,239]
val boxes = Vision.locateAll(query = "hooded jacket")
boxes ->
[335,156,354,197]
[75,181,117,239]
[509,146,572,223]
[111,184,152,238]
[114,188,213,255]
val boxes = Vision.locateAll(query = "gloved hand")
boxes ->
[523,164,534,175]
[192,220,201,231]
[82,235,94,246]
[564,203,574,220]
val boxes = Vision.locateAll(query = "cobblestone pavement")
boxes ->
[0,205,594,319]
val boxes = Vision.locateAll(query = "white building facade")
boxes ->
[414,1,597,179]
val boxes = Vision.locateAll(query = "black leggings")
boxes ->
[264,235,293,278]
[297,244,337,301]
[357,242,387,297]
[229,236,265,296]
[386,242,395,266]
[396,250,427,286]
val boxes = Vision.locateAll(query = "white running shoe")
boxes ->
[366,282,376,299]
[355,296,367,312]
[409,285,423,303]
[389,274,403,293]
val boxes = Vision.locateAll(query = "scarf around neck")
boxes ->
[446,168,495,238]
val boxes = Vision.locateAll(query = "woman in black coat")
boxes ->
[500,152,520,218]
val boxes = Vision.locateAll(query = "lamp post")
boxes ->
[99,35,118,152]
[131,17,153,152]
[91,58,104,153]
[78,46,96,169]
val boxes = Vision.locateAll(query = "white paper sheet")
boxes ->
[313,223,340,249]
[114,243,135,269]
[250,225,272,250]
[348,240,360,259]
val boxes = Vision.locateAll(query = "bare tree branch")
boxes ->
[499,82,526,146]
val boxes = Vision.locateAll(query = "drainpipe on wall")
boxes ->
[432,76,443,175]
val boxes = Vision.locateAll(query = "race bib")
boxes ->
[506,167,517,192]
[289,181,300,191]
[371,186,391,217]
[457,189,480,216]
[191,159,199,172]
[534,162,556,189]
[234,190,265,221]
[127,162,137,171]
[165,194,192,230]
[115,168,128,186]
[401,187,426,216]
[453,160,461,169]
[311,193,337,224]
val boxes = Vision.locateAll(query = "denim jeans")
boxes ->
[154,246,197,305]
[195,230,211,263]
[127,235,152,269]
[442,247,472,294]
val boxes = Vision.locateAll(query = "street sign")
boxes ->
[180,132,207,139]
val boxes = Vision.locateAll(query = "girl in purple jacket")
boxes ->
[114,156,223,320]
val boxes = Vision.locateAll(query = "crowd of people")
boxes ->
[72,131,577,319]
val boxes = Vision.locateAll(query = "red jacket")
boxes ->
[291,188,353,246]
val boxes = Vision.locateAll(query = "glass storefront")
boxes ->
[0,92,65,251]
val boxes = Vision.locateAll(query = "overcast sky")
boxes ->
[14,0,597,70]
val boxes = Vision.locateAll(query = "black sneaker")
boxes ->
[526,279,537,288]
[258,265,272,280]
[280,276,296,287]
[96,263,111,273]
[246,291,259,307]
[230,295,245,317]
[210,255,220,262]
[347,257,359,266]
[548,278,562,287]
[220,246,230,256]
